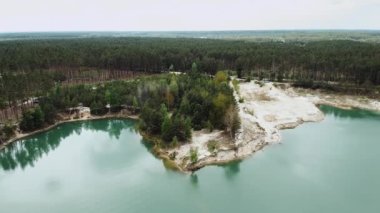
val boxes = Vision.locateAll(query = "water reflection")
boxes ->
[0,119,134,171]
[320,105,380,120]
[140,139,162,161]
[218,160,242,180]
[3,105,377,173]
[190,173,199,187]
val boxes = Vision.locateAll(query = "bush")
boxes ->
[189,148,198,163]
[171,136,179,147]
[232,79,240,92]
[214,71,228,84]
[206,121,214,132]
[0,124,16,143]
[207,140,219,153]
[3,125,15,137]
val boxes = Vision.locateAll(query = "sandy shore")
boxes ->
[167,81,379,172]
[284,85,380,111]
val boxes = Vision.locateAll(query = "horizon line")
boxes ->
[1,29,380,34]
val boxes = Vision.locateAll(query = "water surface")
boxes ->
[1,107,380,213]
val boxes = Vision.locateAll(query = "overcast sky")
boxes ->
[1,0,380,32]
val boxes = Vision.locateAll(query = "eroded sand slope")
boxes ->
[168,81,325,171]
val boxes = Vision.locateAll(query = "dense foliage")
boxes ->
[12,78,141,133]
[138,71,239,145]
[0,124,15,144]
[1,37,380,86]
[14,73,239,146]
[1,36,378,144]
[19,106,44,132]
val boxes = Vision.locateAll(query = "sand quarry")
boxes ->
[168,81,380,171]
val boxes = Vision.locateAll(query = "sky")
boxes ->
[1,0,380,32]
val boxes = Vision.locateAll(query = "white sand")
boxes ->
[169,80,325,171]
[285,86,380,112]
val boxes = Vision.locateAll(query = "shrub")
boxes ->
[3,125,15,138]
[206,121,214,132]
[189,147,198,163]
[207,140,219,153]
[232,79,240,92]
[171,136,179,147]
[0,124,16,143]
[214,71,228,84]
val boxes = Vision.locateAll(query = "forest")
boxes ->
[1,36,379,143]
[0,70,239,147]
[1,37,380,86]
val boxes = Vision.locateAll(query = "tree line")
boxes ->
[1,37,379,116]
[1,37,379,85]
[1,37,379,142]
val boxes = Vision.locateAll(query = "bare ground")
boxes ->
[168,80,379,172]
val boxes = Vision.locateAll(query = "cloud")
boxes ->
[0,0,379,31]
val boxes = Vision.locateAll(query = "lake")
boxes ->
[1,106,380,213]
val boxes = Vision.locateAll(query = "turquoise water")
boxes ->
[0,107,380,213]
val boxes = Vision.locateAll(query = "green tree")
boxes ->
[1,124,15,141]
[191,62,198,73]
[224,106,241,139]
[132,96,139,114]
[160,104,168,118]
[190,147,198,164]
[214,71,228,85]
[139,104,163,135]
[40,99,57,124]
[20,107,45,132]
[161,115,172,142]
[212,92,231,127]
[171,136,179,147]
[184,117,192,139]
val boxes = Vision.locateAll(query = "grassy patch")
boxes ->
[207,140,219,153]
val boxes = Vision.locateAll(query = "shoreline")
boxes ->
[0,113,139,151]
[163,80,380,172]
[288,87,380,112]
[1,81,379,172]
